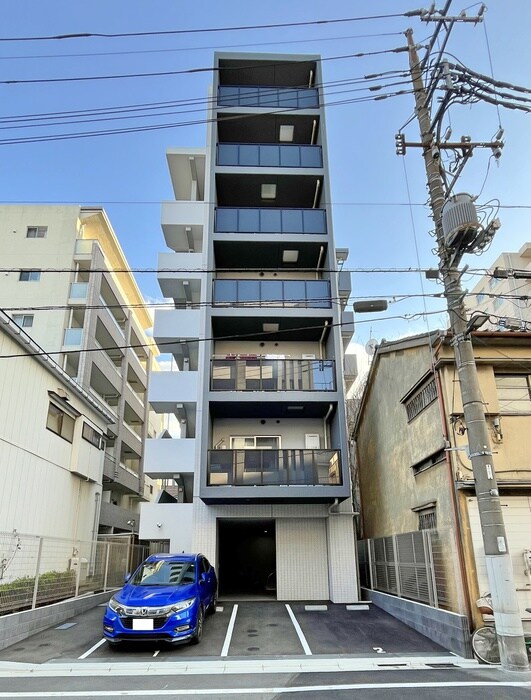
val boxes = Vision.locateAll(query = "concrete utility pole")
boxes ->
[405,28,529,672]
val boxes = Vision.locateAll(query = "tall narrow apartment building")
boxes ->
[143,53,358,601]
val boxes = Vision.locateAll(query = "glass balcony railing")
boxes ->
[218,85,319,109]
[207,449,341,487]
[74,239,94,255]
[217,143,322,168]
[215,207,326,234]
[69,282,88,300]
[211,358,336,392]
[63,327,83,346]
[213,279,331,308]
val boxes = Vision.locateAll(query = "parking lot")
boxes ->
[0,600,447,665]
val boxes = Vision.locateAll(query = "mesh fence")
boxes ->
[0,530,150,615]
[358,529,457,610]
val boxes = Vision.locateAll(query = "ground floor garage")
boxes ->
[192,501,359,603]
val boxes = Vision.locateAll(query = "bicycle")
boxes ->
[471,594,531,664]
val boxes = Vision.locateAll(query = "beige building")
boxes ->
[0,309,112,546]
[354,330,531,634]
[0,205,160,536]
[468,242,531,330]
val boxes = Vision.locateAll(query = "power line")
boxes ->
[0,309,449,360]
[0,14,408,43]
[0,88,415,145]
[2,47,409,85]
[0,31,405,61]
[0,78,414,132]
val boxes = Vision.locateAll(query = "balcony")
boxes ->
[63,327,83,348]
[153,308,200,370]
[161,200,205,252]
[213,279,331,308]
[215,207,326,234]
[217,143,322,169]
[143,438,195,478]
[211,358,336,392]
[68,282,88,303]
[218,85,319,109]
[158,252,202,304]
[207,449,341,487]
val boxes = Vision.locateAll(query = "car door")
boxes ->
[199,556,215,606]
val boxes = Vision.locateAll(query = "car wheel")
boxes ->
[207,589,218,615]
[191,606,204,645]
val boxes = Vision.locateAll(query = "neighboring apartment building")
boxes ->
[354,330,531,630]
[467,242,531,330]
[0,310,113,544]
[0,205,159,536]
[141,52,358,602]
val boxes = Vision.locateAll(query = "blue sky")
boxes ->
[1,1,530,348]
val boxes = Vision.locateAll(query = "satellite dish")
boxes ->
[365,339,378,356]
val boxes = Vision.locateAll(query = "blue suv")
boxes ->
[103,553,217,646]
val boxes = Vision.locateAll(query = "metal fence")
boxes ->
[358,529,453,610]
[0,530,153,616]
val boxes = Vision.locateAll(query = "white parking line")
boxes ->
[285,604,312,656]
[220,603,238,657]
[78,638,107,659]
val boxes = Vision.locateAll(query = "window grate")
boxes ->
[405,378,438,422]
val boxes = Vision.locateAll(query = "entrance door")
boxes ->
[217,518,276,598]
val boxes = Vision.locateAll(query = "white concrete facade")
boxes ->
[146,52,358,602]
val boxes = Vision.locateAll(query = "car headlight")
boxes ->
[168,598,196,614]
[108,596,125,615]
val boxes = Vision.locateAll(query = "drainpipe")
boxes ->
[323,403,333,449]
[328,498,358,516]
[434,367,473,627]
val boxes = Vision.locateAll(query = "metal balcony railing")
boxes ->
[213,279,331,308]
[217,143,322,168]
[215,207,327,234]
[218,85,319,109]
[211,358,336,392]
[207,449,341,487]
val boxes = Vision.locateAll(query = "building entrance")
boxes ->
[217,518,276,598]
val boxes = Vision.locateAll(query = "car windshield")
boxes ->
[131,561,196,587]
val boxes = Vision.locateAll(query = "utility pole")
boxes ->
[405,25,529,672]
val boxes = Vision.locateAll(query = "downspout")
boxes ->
[434,366,474,628]
[323,402,333,449]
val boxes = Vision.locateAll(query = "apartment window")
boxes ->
[418,509,437,530]
[404,378,438,422]
[12,314,34,328]
[495,374,531,413]
[82,422,104,449]
[411,448,445,476]
[19,270,41,282]
[26,226,47,238]
[230,436,280,449]
[46,403,75,442]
